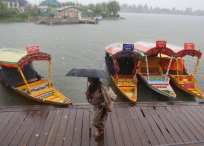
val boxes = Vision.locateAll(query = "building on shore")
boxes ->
[55,6,82,20]
[40,0,62,8]
[2,0,27,11]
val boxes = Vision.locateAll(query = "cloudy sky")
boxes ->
[31,0,203,11]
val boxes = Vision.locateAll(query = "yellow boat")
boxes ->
[0,47,71,105]
[134,41,177,99]
[105,43,142,103]
[161,43,204,99]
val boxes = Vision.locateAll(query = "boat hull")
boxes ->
[111,75,137,103]
[94,18,102,21]
[169,75,204,99]
[138,74,176,99]
[10,79,71,105]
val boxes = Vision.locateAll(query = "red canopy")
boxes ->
[146,47,175,57]
[176,50,202,58]
[18,52,51,69]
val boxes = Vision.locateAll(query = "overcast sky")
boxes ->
[31,0,204,11]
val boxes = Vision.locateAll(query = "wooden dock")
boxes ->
[78,19,99,24]
[1,102,204,146]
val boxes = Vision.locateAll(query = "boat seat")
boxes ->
[141,68,161,75]
[112,75,134,79]
[12,78,39,87]
[35,90,54,99]
[167,70,187,75]
[184,83,195,89]
[22,82,51,94]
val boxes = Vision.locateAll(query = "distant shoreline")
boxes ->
[119,11,204,16]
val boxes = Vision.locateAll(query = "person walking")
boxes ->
[85,78,112,138]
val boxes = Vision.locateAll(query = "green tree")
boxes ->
[93,3,103,13]
[49,7,56,14]
[101,2,107,12]
[185,8,192,14]
[121,4,128,11]
[64,2,74,6]
[25,4,36,15]
[137,4,143,13]
[106,0,120,15]
[88,3,95,10]
[143,4,148,12]
[132,4,137,12]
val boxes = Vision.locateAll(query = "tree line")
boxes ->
[63,1,120,17]
[120,4,204,16]
[0,1,41,20]
[0,0,120,21]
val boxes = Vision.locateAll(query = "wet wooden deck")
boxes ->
[1,102,204,146]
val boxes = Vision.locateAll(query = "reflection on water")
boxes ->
[0,13,204,106]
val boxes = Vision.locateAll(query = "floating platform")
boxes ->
[78,19,99,24]
[1,102,204,145]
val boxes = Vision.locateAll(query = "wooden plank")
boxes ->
[160,107,191,143]
[13,111,42,146]
[105,111,116,146]
[81,109,90,146]
[135,107,159,145]
[194,106,204,120]
[141,107,167,145]
[35,110,57,146]
[172,106,204,141]
[98,130,105,146]
[110,108,125,146]
[0,112,22,144]
[185,106,204,129]
[0,112,8,124]
[116,108,133,146]
[26,110,51,146]
[89,109,98,146]
[0,112,15,134]
[178,106,204,137]
[166,106,179,118]
[174,117,198,142]
[154,107,183,143]
[63,109,77,146]
[200,105,204,111]
[7,111,36,146]
[72,109,84,146]
[147,107,175,144]
[132,119,149,146]
[45,110,63,146]
[130,107,149,146]
[54,109,70,146]
[188,106,204,122]
[122,108,142,146]
[128,107,138,119]
[196,106,204,113]
[1,112,28,146]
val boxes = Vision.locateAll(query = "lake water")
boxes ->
[0,13,204,106]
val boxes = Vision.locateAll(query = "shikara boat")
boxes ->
[161,43,204,99]
[105,43,142,103]
[134,41,177,99]
[0,46,71,105]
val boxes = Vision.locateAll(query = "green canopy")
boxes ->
[40,0,62,8]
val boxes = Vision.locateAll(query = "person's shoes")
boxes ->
[94,131,104,138]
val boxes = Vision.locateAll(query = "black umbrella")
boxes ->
[65,68,110,79]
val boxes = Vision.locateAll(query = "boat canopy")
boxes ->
[176,49,202,58]
[113,51,142,60]
[105,43,123,55]
[0,48,51,68]
[0,62,42,87]
[134,42,183,56]
[146,47,174,57]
